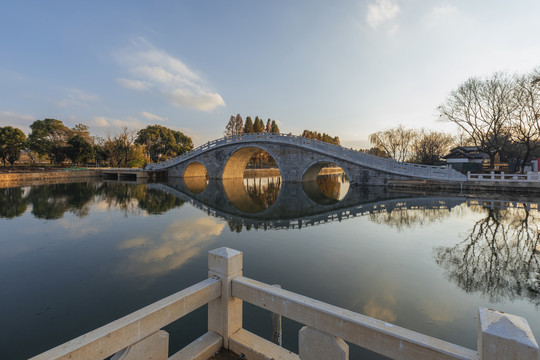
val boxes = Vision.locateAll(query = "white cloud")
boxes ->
[57,89,98,108]
[425,5,458,27]
[116,78,150,90]
[93,115,145,129]
[141,111,166,122]
[94,116,111,127]
[167,89,225,112]
[366,0,400,29]
[114,40,226,112]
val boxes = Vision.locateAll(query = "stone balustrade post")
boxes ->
[208,247,243,349]
[478,307,539,360]
[299,326,348,360]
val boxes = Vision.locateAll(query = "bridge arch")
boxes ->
[184,161,208,178]
[302,161,351,205]
[222,146,281,179]
[301,160,351,183]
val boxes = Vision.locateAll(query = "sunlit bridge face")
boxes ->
[183,162,208,194]
[223,149,281,213]
[302,162,349,205]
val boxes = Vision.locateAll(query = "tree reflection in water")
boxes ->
[96,182,185,216]
[368,203,467,231]
[303,172,349,205]
[0,182,185,220]
[226,176,281,232]
[435,205,540,305]
[0,187,28,218]
[243,176,281,210]
[27,182,98,219]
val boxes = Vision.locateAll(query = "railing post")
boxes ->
[208,247,243,349]
[491,171,495,180]
[299,326,348,360]
[478,307,539,360]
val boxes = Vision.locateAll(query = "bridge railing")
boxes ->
[145,133,466,181]
[467,171,540,182]
[31,247,539,360]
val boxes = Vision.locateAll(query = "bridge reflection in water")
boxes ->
[152,176,468,231]
[148,178,540,308]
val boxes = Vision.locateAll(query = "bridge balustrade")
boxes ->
[145,133,466,182]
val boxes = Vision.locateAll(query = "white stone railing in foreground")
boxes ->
[31,248,539,360]
[468,171,540,182]
[145,133,467,181]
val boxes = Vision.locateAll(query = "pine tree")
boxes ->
[266,119,272,132]
[244,116,254,133]
[271,120,280,133]
[235,114,244,134]
[253,116,264,133]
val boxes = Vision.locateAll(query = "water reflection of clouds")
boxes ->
[363,297,397,323]
[56,218,101,239]
[116,217,226,277]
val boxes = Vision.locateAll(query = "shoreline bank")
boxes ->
[0,169,102,188]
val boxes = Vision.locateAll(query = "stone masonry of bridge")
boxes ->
[147,133,466,186]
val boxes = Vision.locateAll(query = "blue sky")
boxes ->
[1,0,539,148]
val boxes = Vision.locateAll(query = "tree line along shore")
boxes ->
[1,68,538,173]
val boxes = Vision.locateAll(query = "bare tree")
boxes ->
[410,129,454,165]
[510,72,540,171]
[224,114,244,136]
[368,124,416,162]
[224,115,236,137]
[438,72,514,168]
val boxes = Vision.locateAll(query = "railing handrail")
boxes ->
[145,133,466,181]
[232,276,477,360]
[29,278,221,360]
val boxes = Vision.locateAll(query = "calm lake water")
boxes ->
[1,175,539,359]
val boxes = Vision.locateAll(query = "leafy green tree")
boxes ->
[72,124,92,142]
[135,125,176,163]
[67,134,95,165]
[0,126,27,166]
[244,116,254,133]
[171,129,193,154]
[27,119,72,164]
[135,125,193,163]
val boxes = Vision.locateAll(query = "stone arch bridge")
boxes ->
[146,133,466,185]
